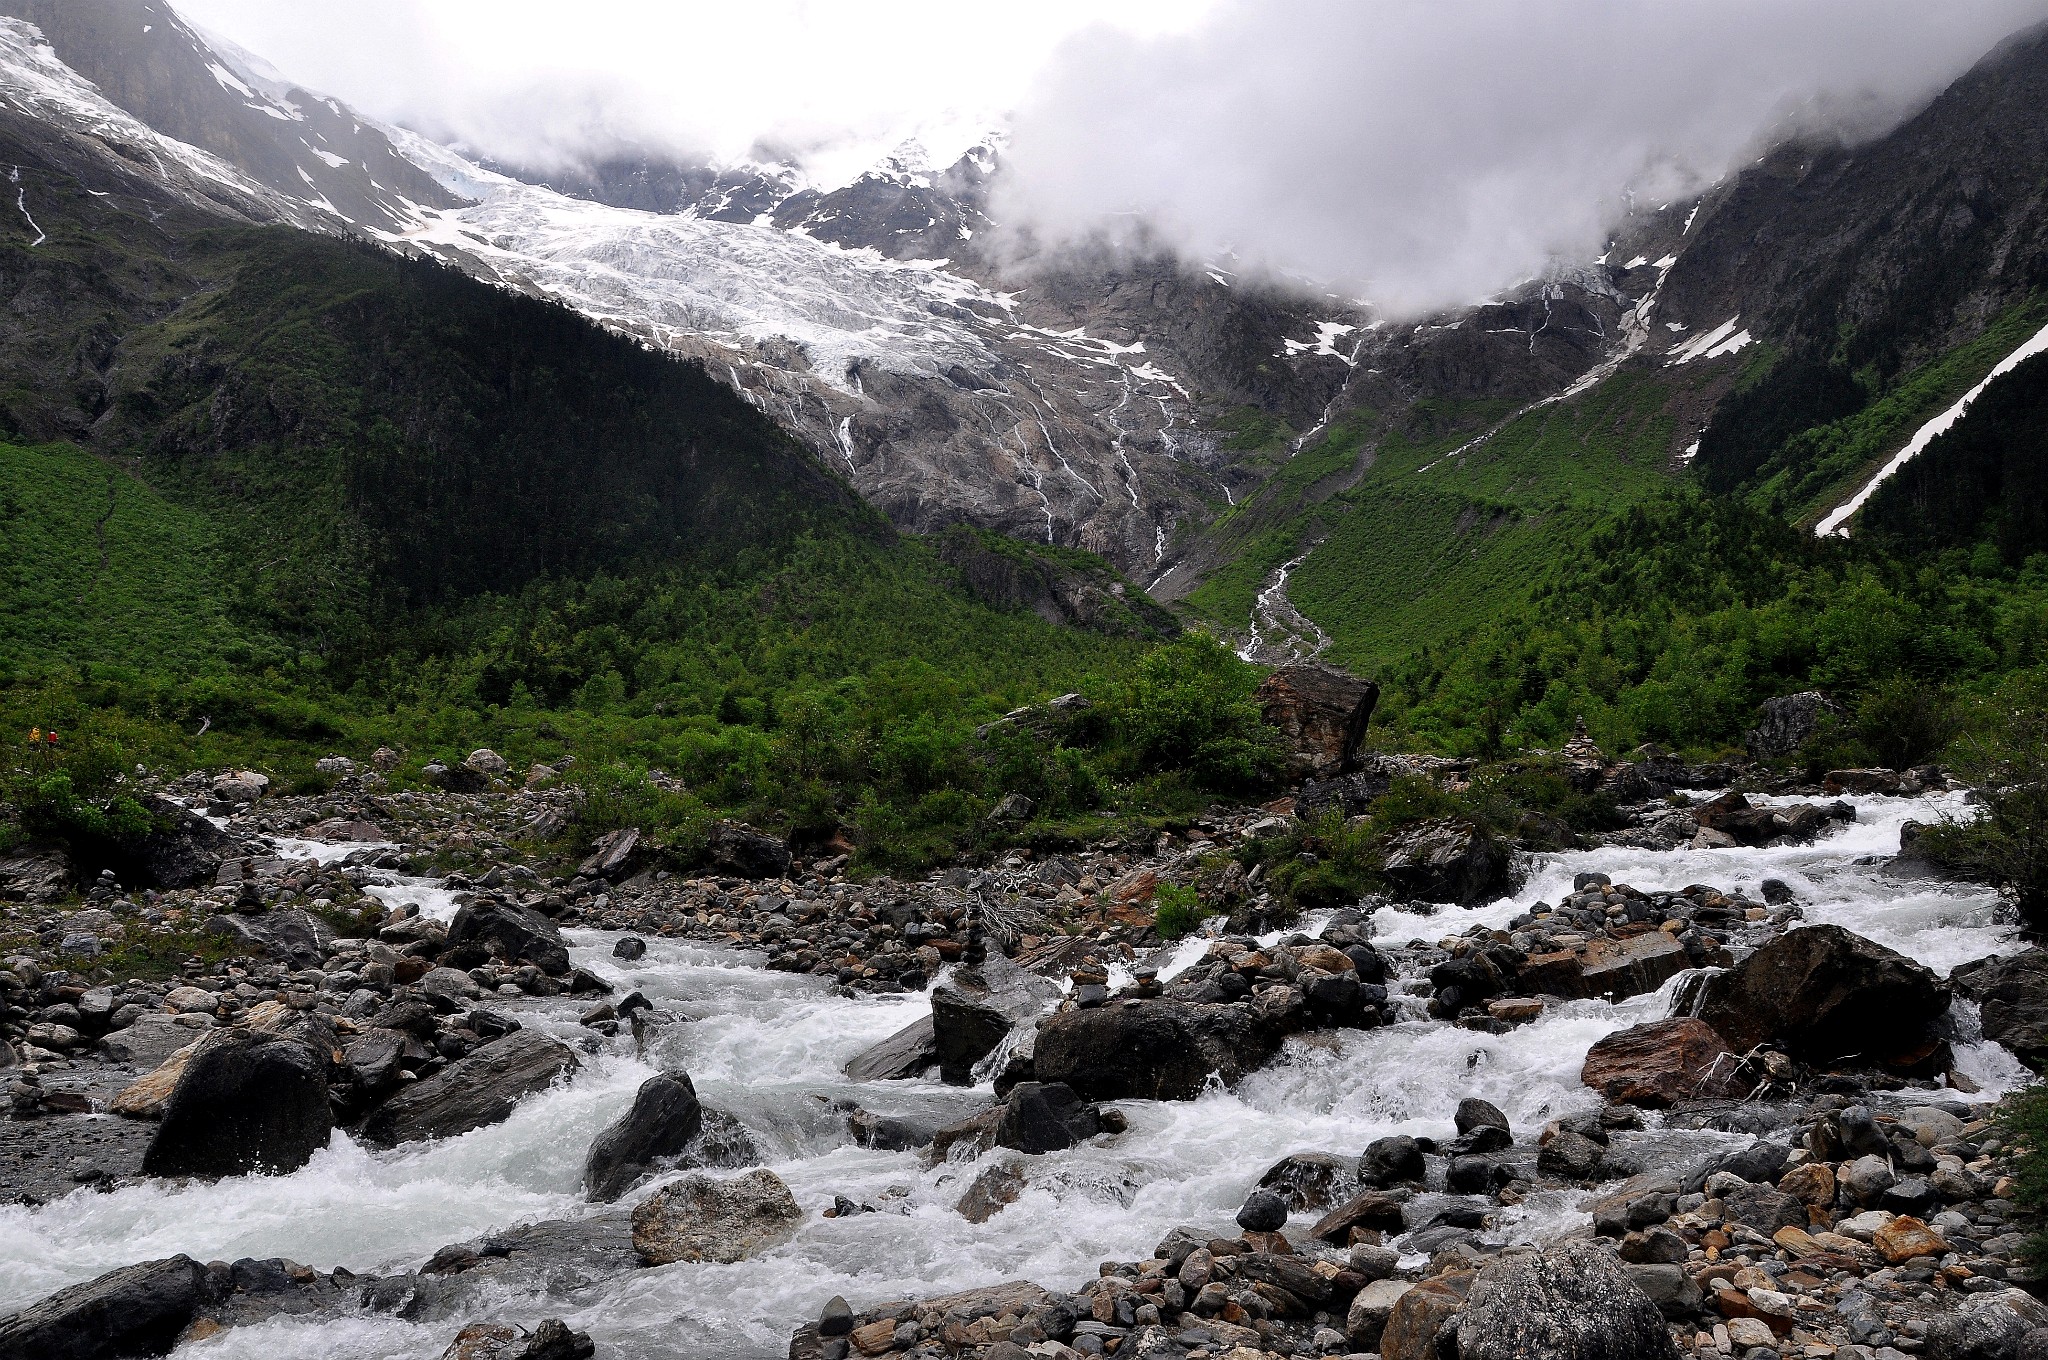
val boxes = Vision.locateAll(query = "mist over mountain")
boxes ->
[994,0,2048,315]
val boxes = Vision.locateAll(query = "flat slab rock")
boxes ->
[359,1030,579,1148]
[0,1254,212,1360]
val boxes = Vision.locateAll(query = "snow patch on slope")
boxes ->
[1816,319,2048,537]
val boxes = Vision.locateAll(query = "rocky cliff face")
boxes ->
[3,0,460,232]
[4,4,2045,610]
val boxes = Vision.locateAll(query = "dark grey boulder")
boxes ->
[1694,923,1949,1068]
[344,1027,424,1096]
[1455,1097,1510,1136]
[931,986,1013,1086]
[359,1029,578,1148]
[203,908,333,968]
[993,1081,1101,1154]
[142,1032,331,1179]
[585,1071,703,1202]
[1360,1134,1426,1186]
[0,840,71,904]
[1720,1183,1804,1234]
[843,1014,938,1081]
[1034,999,1278,1101]
[0,1255,212,1360]
[1236,1188,1288,1232]
[440,899,571,977]
[136,794,234,889]
[1257,1151,1361,1211]
[1450,1240,1680,1360]
[1379,817,1513,905]
[1924,1290,2048,1360]
[705,821,791,878]
[930,954,1059,1086]
[1953,948,2048,1071]
[1745,690,1841,761]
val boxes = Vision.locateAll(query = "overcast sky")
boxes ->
[175,0,2048,316]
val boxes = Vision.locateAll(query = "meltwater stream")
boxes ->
[0,791,2031,1358]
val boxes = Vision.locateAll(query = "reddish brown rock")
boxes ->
[1580,1018,1753,1107]
[1518,933,1691,1002]
[1257,663,1379,780]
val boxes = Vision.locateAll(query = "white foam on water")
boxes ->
[0,792,2022,1359]
[1370,791,2015,975]
[268,836,392,866]
[364,875,468,925]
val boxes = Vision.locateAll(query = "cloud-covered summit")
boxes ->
[992,0,2048,316]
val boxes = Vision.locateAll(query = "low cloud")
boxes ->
[992,0,2048,316]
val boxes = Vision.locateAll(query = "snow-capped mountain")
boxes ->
[5,0,457,232]
[12,0,2005,601]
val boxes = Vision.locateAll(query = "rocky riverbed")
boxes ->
[1,746,2045,1360]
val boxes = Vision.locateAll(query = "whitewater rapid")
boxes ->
[0,789,2026,1359]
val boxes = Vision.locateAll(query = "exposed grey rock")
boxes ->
[1746,690,1843,760]
[842,1015,938,1081]
[1953,948,2048,1070]
[0,841,71,904]
[630,1168,802,1265]
[1693,923,1949,1067]
[930,954,1059,1085]
[1379,817,1513,905]
[585,1071,703,1203]
[579,828,639,879]
[0,1255,212,1360]
[440,899,571,977]
[704,821,790,879]
[1236,1188,1288,1232]
[203,908,334,968]
[359,1030,579,1148]
[994,1081,1102,1154]
[141,1031,331,1179]
[1450,1240,1680,1360]
[1034,998,1277,1101]
[137,793,234,889]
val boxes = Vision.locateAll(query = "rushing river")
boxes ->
[0,790,2030,1358]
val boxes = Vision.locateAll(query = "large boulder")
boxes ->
[994,1082,1102,1153]
[1580,1018,1753,1108]
[1693,924,1949,1067]
[1257,662,1379,780]
[1953,948,2048,1070]
[99,1012,202,1069]
[0,840,71,903]
[1692,791,1846,847]
[1923,1288,2048,1360]
[630,1167,803,1265]
[136,793,234,889]
[842,1015,938,1082]
[929,954,1060,1086]
[1380,819,1512,905]
[1746,690,1842,761]
[579,828,640,880]
[359,1029,579,1148]
[1034,999,1277,1100]
[0,1255,213,1360]
[931,986,1013,1086]
[440,899,571,976]
[1518,933,1692,1003]
[584,1071,703,1203]
[202,908,334,968]
[705,821,791,879]
[1381,1273,1473,1360]
[1448,1241,1680,1360]
[141,1031,331,1179]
